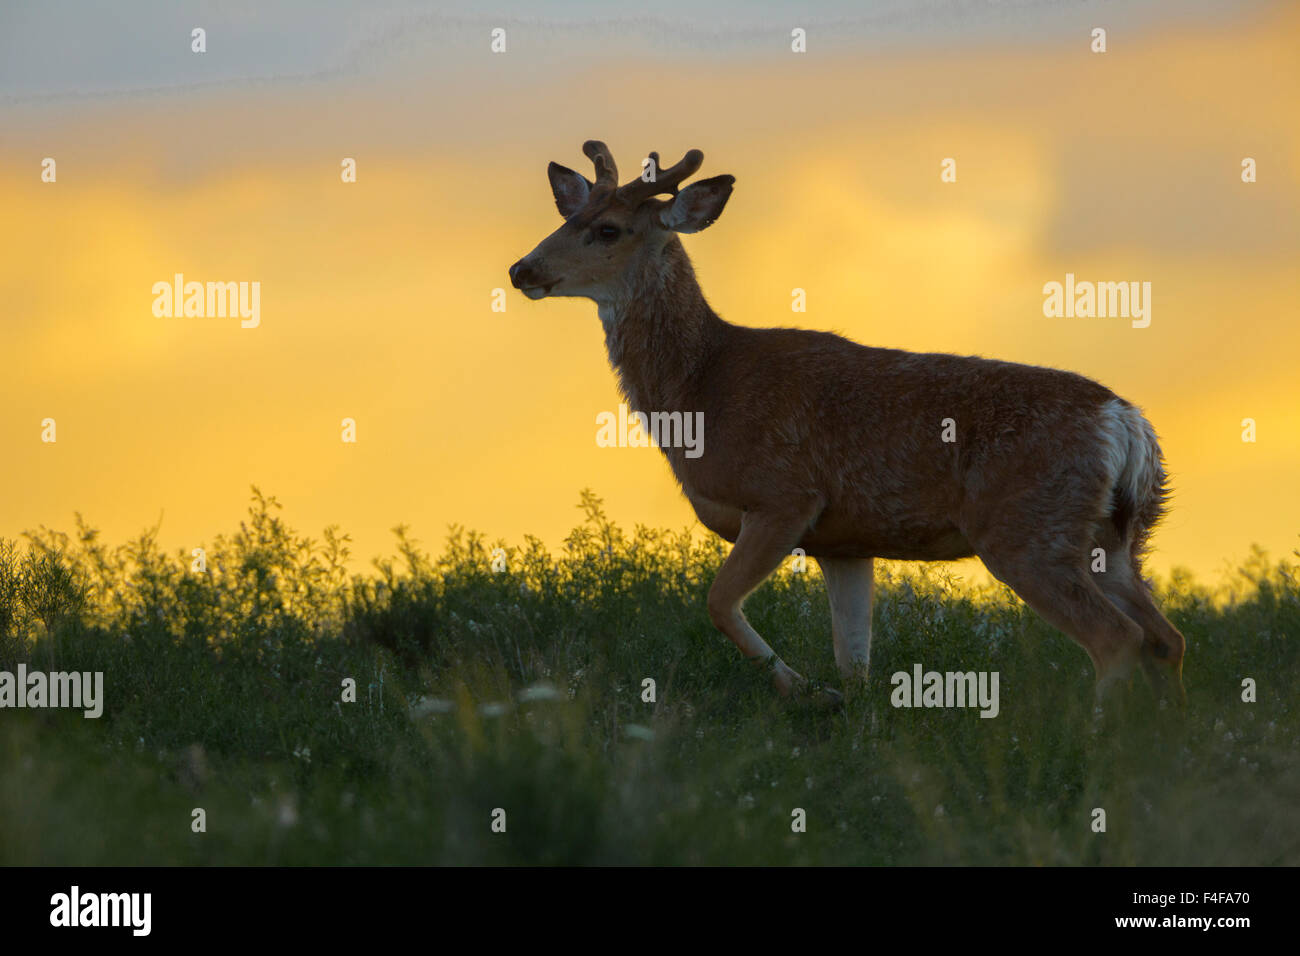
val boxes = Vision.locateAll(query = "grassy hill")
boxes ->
[1,489,1295,865]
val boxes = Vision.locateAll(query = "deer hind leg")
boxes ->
[978,542,1144,701]
[1092,547,1187,706]
[816,557,875,680]
[707,505,820,696]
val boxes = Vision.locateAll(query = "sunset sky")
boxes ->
[2,0,1297,584]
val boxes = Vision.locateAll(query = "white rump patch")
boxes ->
[1095,398,1160,516]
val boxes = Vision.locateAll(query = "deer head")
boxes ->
[508,140,734,306]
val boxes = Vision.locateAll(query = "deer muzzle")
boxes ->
[509,257,558,299]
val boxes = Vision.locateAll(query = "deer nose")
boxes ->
[509,258,537,289]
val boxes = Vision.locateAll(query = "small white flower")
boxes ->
[517,682,562,703]
[408,696,454,718]
[276,796,298,828]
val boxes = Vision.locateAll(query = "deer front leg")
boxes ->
[706,504,820,696]
[816,556,875,680]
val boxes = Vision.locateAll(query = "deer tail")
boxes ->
[1098,398,1170,570]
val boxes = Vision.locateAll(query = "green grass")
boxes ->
[1,488,1296,865]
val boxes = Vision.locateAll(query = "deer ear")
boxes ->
[660,175,735,233]
[548,162,592,218]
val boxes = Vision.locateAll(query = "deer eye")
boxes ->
[595,224,620,242]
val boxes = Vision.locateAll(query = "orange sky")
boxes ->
[2,3,1298,584]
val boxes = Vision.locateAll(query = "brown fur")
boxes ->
[510,142,1186,705]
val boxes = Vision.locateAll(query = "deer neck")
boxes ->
[597,238,723,414]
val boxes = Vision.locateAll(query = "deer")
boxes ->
[508,140,1186,709]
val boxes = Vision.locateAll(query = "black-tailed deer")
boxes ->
[509,140,1186,707]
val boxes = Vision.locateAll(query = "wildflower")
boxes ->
[517,682,562,703]
[276,796,298,828]
[408,696,454,718]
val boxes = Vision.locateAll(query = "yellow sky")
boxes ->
[2,4,1298,584]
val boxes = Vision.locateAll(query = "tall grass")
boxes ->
[0,489,1296,864]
